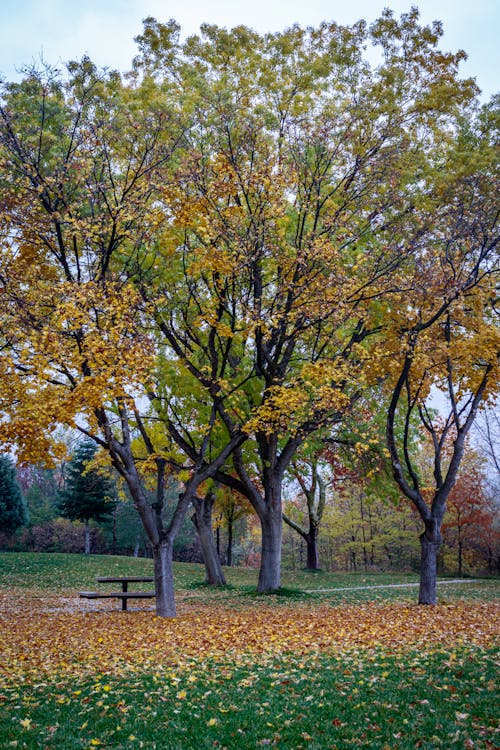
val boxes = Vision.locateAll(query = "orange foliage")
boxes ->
[0,593,498,689]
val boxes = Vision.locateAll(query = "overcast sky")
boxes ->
[0,0,498,100]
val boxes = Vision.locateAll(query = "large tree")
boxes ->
[0,60,242,616]
[384,99,499,603]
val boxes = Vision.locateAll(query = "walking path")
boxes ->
[305,579,478,594]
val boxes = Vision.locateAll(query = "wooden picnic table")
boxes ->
[80,576,155,611]
[96,576,154,591]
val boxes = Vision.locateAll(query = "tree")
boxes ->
[215,484,253,568]
[474,402,500,484]
[1,12,495,613]
[441,449,500,575]
[58,440,115,554]
[384,100,500,603]
[191,484,226,585]
[0,455,29,534]
[0,59,241,616]
[0,455,28,535]
[133,10,479,593]
[313,488,421,572]
[17,464,60,527]
[283,457,327,570]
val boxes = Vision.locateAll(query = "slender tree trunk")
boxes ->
[360,495,368,571]
[192,495,226,586]
[456,522,463,576]
[227,521,233,567]
[196,515,226,585]
[419,520,442,605]
[258,508,282,592]
[153,538,176,617]
[111,506,117,555]
[84,521,91,555]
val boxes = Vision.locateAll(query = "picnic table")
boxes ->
[79,576,155,611]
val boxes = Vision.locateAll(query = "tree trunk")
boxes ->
[457,524,463,577]
[419,521,442,605]
[227,521,233,567]
[153,539,176,617]
[306,527,320,570]
[258,509,282,592]
[111,506,117,555]
[84,521,91,555]
[192,496,226,586]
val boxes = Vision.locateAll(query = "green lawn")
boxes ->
[2,647,498,749]
[0,551,498,603]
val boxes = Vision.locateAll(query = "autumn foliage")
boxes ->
[0,10,498,615]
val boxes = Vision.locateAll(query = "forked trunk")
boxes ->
[258,510,282,593]
[153,539,176,617]
[419,521,442,605]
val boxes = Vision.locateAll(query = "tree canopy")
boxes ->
[0,9,498,614]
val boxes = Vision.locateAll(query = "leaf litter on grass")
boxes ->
[1,597,498,687]
[0,594,498,749]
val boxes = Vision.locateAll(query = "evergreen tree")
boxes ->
[58,440,115,554]
[0,455,29,534]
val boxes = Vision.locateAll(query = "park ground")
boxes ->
[0,553,498,749]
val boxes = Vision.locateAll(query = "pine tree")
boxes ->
[0,455,29,535]
[58,440,115,554]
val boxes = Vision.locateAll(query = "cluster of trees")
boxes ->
[282,432,499,576]
[0,10,498,616]
[0,442,131,554]
[1,441,252,563]
[2,427,497,577]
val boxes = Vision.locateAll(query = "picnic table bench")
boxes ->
[79,576,155,611]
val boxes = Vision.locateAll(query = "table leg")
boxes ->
[121,582,128,611]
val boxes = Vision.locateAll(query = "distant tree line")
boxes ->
[2,430,498,577]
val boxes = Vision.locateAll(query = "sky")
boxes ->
[0,0,498,100]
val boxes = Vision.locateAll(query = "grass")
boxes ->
[0,552,498,749]
[2,648,498,749]
[1,551,498,602]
